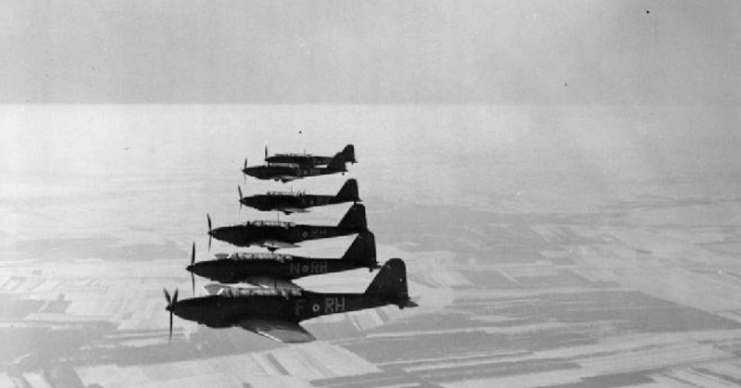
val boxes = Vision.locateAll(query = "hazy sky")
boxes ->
[2,0,740,103]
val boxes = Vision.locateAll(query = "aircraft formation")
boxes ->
[165,144,417,343]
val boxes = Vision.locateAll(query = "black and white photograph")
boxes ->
[2,1,741,387]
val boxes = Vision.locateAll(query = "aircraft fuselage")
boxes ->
[240,193,345,213]
[243,164,345,182]
[209,223,364,248]
[188,257,367,284]
[265,155,333,167]
[171,291,388,328]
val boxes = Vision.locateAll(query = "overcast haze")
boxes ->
[3,0,740,103]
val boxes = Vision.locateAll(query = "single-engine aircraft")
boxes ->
[207,203,367,251]
[164,258,416,343]
[265,144,357,166]
[186,231,378,293]
[238,179,360,214]
[243,152,347,183]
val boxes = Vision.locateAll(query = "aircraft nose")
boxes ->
[209,226,234,241]
[208,228,221,239]
[186,263,207,277]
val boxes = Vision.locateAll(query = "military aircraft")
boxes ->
[238,179,360,215]
[207,203,367,251]
[265,144,357,166]
[186,231,378,292]
[243,152,348,183]
[164,258,416,343]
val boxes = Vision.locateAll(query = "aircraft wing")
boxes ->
[202,283,228,296]
[242,276,302,290]
[276,175,299,183]
[259,240,300,250]
[237,318,316,343]
[276,207,309,214]
[202,283,255,296]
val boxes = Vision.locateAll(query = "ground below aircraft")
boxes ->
[207,203,367,251]
[164,258,416,343]
[238,179,360,214]
[243,152,348,183]
[186,231,378,291]
[265,144,356,166]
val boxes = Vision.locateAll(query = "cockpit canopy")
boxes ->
[266,190,305,197]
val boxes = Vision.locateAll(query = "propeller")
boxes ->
[238,186,244,213]
[189,243,196,296]
[264,145,268,160]
[164,288,179,342]
[207,214,213,252]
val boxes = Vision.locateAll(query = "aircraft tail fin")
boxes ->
[337,204,367,230]
[342,144,357,164]
[341,231,377,267]
[364,258,416,308]
[335,179,360,202]
[327,152,348,172]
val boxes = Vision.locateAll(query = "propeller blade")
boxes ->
[264,145,268,160]
[190,243,196,296]
[173,289,179,305]
[238,186,243,213]
[191,243,196,267]
[164,288,174,342]
[207,214,213,251]
[243,158,248,185]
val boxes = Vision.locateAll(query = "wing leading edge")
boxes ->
[242,276,302,290]
[259,240,300,250]
[238,318,316,343]
[276,207,309,214]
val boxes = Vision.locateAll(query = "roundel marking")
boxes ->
[302,231,309,238]
[302,265,309,272]
[312,304,321,312]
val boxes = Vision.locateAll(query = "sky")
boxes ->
[2,0,740,103]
